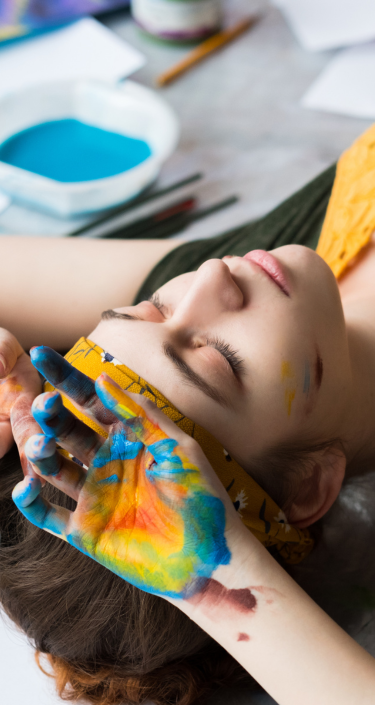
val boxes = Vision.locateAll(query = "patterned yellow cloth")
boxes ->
[317,123,375,278]
[45,338,314,565]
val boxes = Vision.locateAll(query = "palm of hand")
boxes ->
[69,416,230,598]
[14,350,233,600]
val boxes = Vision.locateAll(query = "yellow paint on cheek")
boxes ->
[281,361,293,380]
[281,361,296,416]
[285,389,296,416]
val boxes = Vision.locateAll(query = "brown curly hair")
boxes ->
[0,445,254,705]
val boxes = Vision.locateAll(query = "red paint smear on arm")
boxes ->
[188,578,257,618]
[237,632,250,642]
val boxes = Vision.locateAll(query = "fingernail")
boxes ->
[25,434,55,461]
[0,353,6,376]
[12,476,41,508]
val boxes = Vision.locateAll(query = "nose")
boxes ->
[171,259,243,332]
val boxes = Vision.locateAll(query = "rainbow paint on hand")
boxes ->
[13,374,231,599]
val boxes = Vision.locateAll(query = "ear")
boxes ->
[287,446,346,529]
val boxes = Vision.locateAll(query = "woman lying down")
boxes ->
[1,125,375,705]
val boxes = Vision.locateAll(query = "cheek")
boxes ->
[240,331,310,451]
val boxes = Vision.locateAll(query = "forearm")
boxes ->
[0,236,181,350]
[177,529,375,705]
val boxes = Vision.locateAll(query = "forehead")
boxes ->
[97,311,232,408]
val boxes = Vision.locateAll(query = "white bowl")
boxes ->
[0,80,179,217]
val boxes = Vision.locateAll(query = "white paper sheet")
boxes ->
[272,0,375,51]
[302,43,375,119]
[0,17,146,100]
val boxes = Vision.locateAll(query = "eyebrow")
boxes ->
[101,309,141,321]
[100,308,231,408]
[163,342,230,408]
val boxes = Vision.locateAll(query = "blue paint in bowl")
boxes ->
[0,118,152,183]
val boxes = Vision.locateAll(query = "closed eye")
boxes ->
[149,293,245,379]
[206,337,245,378]
[149,292,167,316]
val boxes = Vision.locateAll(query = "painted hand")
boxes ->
[12,347,236,600]
[0,329,42,473]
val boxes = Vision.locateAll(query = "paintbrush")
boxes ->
[67,172,203,237]
[94,197,196,240]
[157,17,258,87]
[101,195,238,239]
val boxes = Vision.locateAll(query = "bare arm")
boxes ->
[179,533,375,705]
[0,236,182,350]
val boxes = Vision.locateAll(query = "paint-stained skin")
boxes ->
[283,354,323,418]
[188,578,257,615]
[0,376,23,421]
[237,633,250,642]
[303,361,311,395]
[0,362,43,475]
[31,389,102,462]
[30,346,117,426]
[14,361,231,600]
[281,361,296,416]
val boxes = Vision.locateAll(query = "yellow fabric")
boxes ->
[45,338,314,565]
[317,123,375,278]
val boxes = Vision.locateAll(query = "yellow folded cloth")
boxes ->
[317,123,375,278]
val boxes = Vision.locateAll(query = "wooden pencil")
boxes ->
[156,16,258,88]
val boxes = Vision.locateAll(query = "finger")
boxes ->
[31,391,104,466]
[10,393,46,480]
[29,346,117,426]
[0,420,14,457]
[25,434,60,476]
[95,374,199,458]
[12,475,71,538]
[24,434,86,501]
[0,328,24,378]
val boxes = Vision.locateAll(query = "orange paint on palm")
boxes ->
[61,377,231,596]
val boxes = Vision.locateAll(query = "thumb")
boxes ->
[0,420,14,458]
[0,328,24,378]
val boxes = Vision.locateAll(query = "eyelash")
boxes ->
[207,337,245,378]
[149,292,165,314]
[149,293,245,378]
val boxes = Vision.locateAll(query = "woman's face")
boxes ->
[89,245,351,471]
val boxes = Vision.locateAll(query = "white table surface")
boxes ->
[1,2,374,704]
[0,0,371,239]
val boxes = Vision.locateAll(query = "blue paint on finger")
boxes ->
[25,434,61,476]
[30,346,115,425]
[32,396,71,436]
[30,346,96,403]
[25,433,56,461]
[20,496,65,535]
[32,391,62,425]
[32,452,62,477]
[12,476,42,507]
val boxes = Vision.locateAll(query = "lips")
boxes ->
[242,250,290,296]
